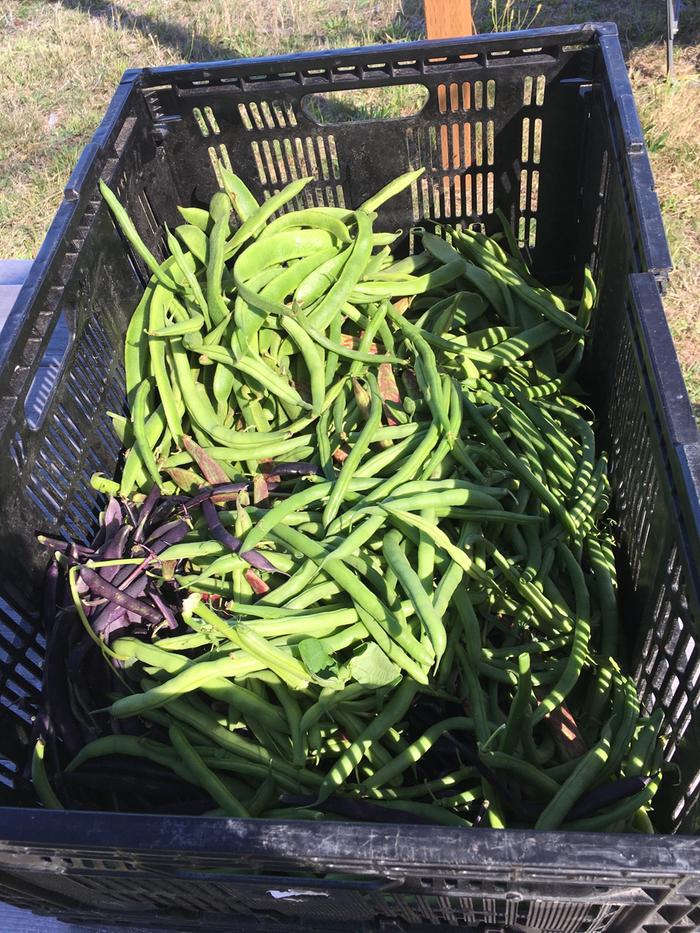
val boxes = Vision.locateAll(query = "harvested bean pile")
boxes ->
[33,168,665,831]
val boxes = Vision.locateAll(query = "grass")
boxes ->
[0,0,698,402]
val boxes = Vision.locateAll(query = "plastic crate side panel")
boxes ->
[0,212,153,801]
[597,35,672,276]
[589,276,700,834]
[0,863,671,931]
[1,813,699,927]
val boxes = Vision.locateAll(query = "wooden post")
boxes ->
[424,1,475,173]
[423,0,474,39]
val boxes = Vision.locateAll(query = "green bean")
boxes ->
[147,287,186,447]
[535,723,612,830]
[286,580,343,609]
[294,684,364,767]
[162,693,323,788]
[204,192,231,326]
[100,180,178,291]
[246,774,278,817]
[165,228,210,324]
[112,636,289,732]
[120,403,167,496]
[132,379,162,488]
[221,166,259,221]
[499,653,532,755]
[596,671,640,784]
[295,248,350,307]
[531,544,591,724]
[359,167,424,212]
[236,229,339,282]
[479,750,560,797]
[32,739,63,809]
[383,529,445,667]
[280,314,325,415]
[322,512,386,567]
[228,624,310,690]
[317,679,418,802]
[225,176,312,258]
[67,735,199,786]
[417,507,436,594]
[260,208,350,243]
[625,709,664,778]
[149,314,205,337]
[271,524,433,677]
[241,478,370,552]
[286,311,405,365]
[354,430,428,480]
[230,353,312,412]
[169,724,249,816]
[460,392,577,536]
[361,717,476,791]
[323,375,382,528]
[175,223,208,264]
[178,205,211,232]
[104,650,272,719]
[308,211,373,331]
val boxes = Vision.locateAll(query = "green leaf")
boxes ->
[349,643,401,688]
[299,638,343,687]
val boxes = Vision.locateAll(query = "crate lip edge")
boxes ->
[1,809,700,876]
[127,21,617,87]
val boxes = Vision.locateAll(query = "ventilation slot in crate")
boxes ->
[207,143,233,188]
[639,538,700,830]
[590,148,611,275]
[26,315,120,542]
[608,324,659,588]
[238,100,297,131]
[517,73,546,248]
[376,889,620,931]
[249,135,346,210]
[192,106,220,137]
[406,80,495,223]
[0,597,42,724]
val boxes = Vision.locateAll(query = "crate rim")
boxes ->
[123,21,618,86]
[1,809,700,877]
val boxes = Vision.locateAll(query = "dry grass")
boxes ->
[0,0,416,258]
[0,0,698,399]
[629,43,700,401]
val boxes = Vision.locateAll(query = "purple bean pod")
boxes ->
[103,497,123,538]
[184,482,249,511]
[37,536,93,558]
[92,605,127,638]
[147,583,179,630]
[95,525,133,583]
[200,500,282,574]
[566,774,649,821]
[91,574,150,634]
[43,613,83,756]
[145,518,187,547]
[280,795,435,825]
[133,485,161,544]
[79,567,162,625]
[263,461,324,479]
[41,559,59,636]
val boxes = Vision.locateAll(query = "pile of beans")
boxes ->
[33,169,665,832]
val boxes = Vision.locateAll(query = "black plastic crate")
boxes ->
[0,21,699,933]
